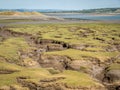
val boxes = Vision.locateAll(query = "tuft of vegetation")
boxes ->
[59,70,104,87]
[45,49,119,62]
[0,37,31,63]
[0,62,50,86]
[107,63,120,71]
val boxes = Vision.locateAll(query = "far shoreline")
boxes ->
[0,19,120,27]
[44,12,120,16]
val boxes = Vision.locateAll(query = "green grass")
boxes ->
[85,47,105,52]
[9,23,120,48]
[0,11,43,15]
[58,70,103,87]
[0,60,50,86]
[45,49,119,62]
[0,61,104,88]
[0,61,22,71]
[0,37,31,63]
[107,63,120,71]
[7,23,120,63]
[0,19,34,24]
[0,23,119,89]
[0,69,50,86]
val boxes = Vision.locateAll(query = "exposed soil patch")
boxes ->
[39,54,72,71]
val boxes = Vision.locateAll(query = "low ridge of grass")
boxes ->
[107,63,120,71]
[0,37,31,63]
[58,70,103,87]
[0,61,103,88]
[0,11,44,16]
[0,61,22,71]
[45,49,119,62]
[0,60,50,86]
[9,23,120,47]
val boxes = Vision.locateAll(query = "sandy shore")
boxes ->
[0,15,120,27]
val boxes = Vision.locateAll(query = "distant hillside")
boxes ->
[76,8,120,13]
[41,8,120,13]
[0,11,64,21]
[0,8,120,13]
[45,8,120,13]
[0,11,45,16]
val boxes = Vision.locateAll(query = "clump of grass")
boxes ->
[0,60,104,88]
[107,63,120,71]
[58,70,103,87]
[0,61,22,71]
[47,68,61,74]
[0,61,50,87]
[0,37,31,63]
[45,49,119,62]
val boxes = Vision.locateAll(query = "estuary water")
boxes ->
[45,13,120,20]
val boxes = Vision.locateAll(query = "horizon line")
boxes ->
[0,7,120,11]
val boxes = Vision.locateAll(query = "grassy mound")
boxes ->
[0,37,31,63]
[58,70,103,87]
[45,49,119,62]
[107,63,120,71]
[0,61,104,88]
[0,11,45,16]
[0,61,50,87]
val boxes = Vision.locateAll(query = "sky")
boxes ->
[0,0,120,10]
